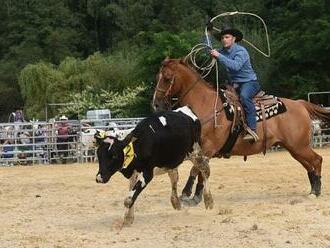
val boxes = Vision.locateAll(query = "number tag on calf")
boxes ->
[123,142,135,168]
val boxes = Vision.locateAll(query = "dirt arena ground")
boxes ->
[1,148,330,248]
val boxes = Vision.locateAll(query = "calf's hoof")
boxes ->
[123,216,134,226]
[170,195,181,210]
[204,193,214,210]
[124,197,133,208]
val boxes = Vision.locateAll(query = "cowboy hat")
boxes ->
[212,25,243,42]
[59,115,68,120]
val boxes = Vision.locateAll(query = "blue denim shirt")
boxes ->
[217,43,257,83]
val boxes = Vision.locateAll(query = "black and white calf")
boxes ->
[95,106,201,225]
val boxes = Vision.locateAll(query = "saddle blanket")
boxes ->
[255,98,287,122]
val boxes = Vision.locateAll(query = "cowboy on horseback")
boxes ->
[206,22,261,142]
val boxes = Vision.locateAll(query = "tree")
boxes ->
[18,51,143,119]
[2,0,330,120]
[58,85,149,118]
[267,0,330,98]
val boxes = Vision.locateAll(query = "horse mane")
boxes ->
[161,57,218,91]
[177,59,217,91]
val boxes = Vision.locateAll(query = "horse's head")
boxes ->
[152,58,189,112]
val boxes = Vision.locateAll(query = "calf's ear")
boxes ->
[94,130,106,140]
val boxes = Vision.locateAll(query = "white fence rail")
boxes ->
[312,128,330,148]
[0,118,329,166]
[0,118,143,166]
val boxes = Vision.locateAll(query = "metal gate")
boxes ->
[0,118,143,166]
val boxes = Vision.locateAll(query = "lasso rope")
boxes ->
[184,11,271,127]
[211,11,271,58]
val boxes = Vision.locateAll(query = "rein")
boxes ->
[155,75,226,127]
[200,104,226,126]
[171,77,202,109]
[154,76,176,108]
[154,62,228,128]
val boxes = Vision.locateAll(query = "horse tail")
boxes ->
[300,100,330,124]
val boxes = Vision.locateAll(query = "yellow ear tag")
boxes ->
[123,142,135,168]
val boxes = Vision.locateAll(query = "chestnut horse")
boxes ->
[152,58,330,206]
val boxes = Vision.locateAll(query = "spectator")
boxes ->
[14,108,25,122]
[17,131,31,163]
[56,115,70,162]
[8,108,25,123]
[2,139,14,159]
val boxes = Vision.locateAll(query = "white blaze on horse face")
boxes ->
[158,116,167,126]
[174,106,198,121]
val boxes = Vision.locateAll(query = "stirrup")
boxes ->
[243,128,259,142]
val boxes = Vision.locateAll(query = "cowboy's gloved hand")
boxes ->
[206,19,213,31]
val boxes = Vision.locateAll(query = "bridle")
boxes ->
[154,73,176,108]
[153,68,202,110]
[153,63,228,127]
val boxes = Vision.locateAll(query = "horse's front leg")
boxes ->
[180,165,200,201]
[167,168,181,210]
[181,143,213,209]
[123,170,138,226]
[123,169,153,225]
[180,143,203,203]
[184,157,213,209]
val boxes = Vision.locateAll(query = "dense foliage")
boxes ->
[0,0,329,120]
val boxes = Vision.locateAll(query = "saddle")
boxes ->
[225,85,278,107]
[223,85,282,155]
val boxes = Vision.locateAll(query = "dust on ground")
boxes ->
[1,149,330,248]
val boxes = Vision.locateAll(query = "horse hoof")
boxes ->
[179,193,190,202]
[308,194,317,199]
[184,199,198,207]
[189,195,203,206]
[171,196,181,210]
[181,195,202,207]
[310,188,321,197]
[193,194,203,204]
[310,192,321,197]
[310,177,321,197]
